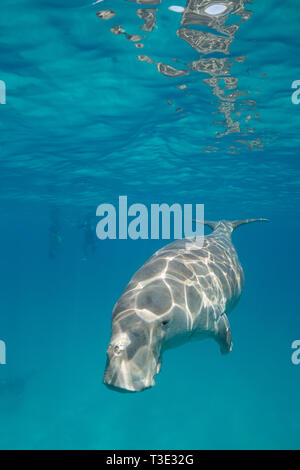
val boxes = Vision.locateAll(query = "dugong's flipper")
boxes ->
[215,314,232,355]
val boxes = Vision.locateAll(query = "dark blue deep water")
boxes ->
[0,0,299,449]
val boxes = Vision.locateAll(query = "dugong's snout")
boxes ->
[103,326,163,393]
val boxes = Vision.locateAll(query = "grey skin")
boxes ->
[103,218,268,393]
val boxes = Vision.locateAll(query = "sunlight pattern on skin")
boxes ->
[103,218,268,392]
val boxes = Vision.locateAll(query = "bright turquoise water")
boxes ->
[0,0,299,450]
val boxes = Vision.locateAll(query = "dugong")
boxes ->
[103,218,268,392]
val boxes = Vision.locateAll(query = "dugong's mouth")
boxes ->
[104,380,153,393]
[103,360,157,393]
[104,382,137,393]
[103,367,156,393]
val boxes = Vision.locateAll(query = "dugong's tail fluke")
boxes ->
[230,218,269,230]
[194,218,269,233]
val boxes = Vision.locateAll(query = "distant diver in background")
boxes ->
[78,215,96,261]
[48,207,62,260]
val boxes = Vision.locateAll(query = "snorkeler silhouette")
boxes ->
[78,215,96,261]
[48,207,62,260]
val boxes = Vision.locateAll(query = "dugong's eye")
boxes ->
[161,320,169,327]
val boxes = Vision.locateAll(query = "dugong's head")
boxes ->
[102,267,178,393]
[103,307,167,392]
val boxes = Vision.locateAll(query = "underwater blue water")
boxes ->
[0,0,300,450]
